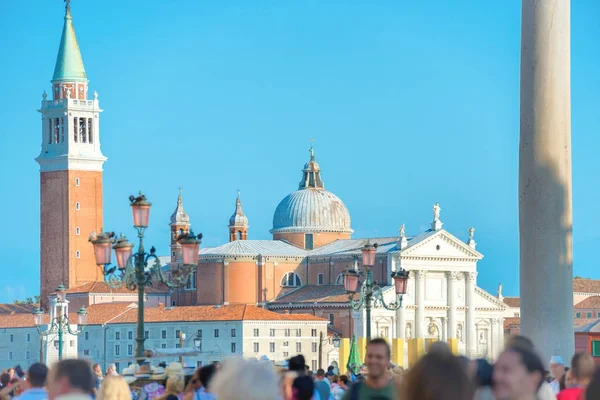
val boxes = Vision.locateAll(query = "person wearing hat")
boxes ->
[549,355,566,395]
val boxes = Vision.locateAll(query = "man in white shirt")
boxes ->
[549,355,566,395]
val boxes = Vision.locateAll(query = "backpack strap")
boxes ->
[350,381,362,400]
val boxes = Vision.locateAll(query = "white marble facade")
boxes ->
[352,226,506,361]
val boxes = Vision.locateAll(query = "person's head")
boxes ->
[549,355,566,381]
[47,359,95,400]
[0,373,10,387]
[26,363,48,389]
[7,368,14,379]
[92,363,102,378]
[474,359,493,388]
[401,352,473,400]
[327,366,334,373]
[288,355,306,375]
[565,369,575,388]
[306,370,313,378]
[493,347,545,400]
[291,375,314,400]
[186,368,203,392]
[331,375,339,384]
[585,368,600,400]
[570,352,595,387]
[211,359,278,400]
[198,364,217,391]
[428,341,451,356]
[339,375,348,387]
[365,338,391,380]
[97,375,131,400]
[106,364,116,375]
[505,335,534,351]
[315,369,325,380]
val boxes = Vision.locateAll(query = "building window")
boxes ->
[75,178,80,186]
[115,362,120,373]
[231,343,236,353]
[283,352,289,358]
[9,334,13,343]
[311,360,317,371]
[128,331,133,340]
[317,273,324,285]
[161,344,167,349]
[128,345,133,355]
[26,351,30,360]
[587,312,593,318]
[311,329,317,337]
[83,350,90,356]
[576,312,581,318]
[175,344,181,349]
[329,314,334,326]
[85,331,89,340]
[283,341,289,347]
[281,272,301,288]
[185,271,197,290]
[76,227,80,235]
[270,342,275,352]
[162,330,167,339]
[214,329,219,338]
[592,340,600,357]
[48,119,52,144]
[76,250,80,258]
[270,329,275,337]
[79,117,87,143]
[115,332,120,340]
[312,342,317,353]
[253,343,259,353]
[54,118,61,143]
[285,329,291,337]
[237,231,242,240]
[305,234,314,250]
[254,329,259,337]
[75,202,80,210]
[73,117,78,142]
[9,352,12,360]
[296,342,302,352]
[88,118,93,143]
[145,331,149,339]
[27,333,31,342]
[197,329,202,338]
[176,330,181,339]
[231,329,236,337]
[172,300,176,306]
[197,361,203,368]
[115,345,120,356]
[335,273,344,285]
[296,329,301,337]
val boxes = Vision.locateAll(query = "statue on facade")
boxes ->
[468,227,475,241]
[428,322,438,337]
[433,202,441,221]
[405,324,412,339]
[93,90,99,100]
[42,91,47,100]
[400,224,405,238]
[497,283,503,298]
[65,87,71,99]
[456,325,463,342]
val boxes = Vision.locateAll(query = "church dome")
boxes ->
[271,147,352,234]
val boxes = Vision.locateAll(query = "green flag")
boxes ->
[346,335,362,375]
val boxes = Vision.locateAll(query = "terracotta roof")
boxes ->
[573,278,600,294]
[503,297,520,308]
[0,303,325,329]
[66,281,170,295]
[0,304,37,314]
[270,285,349,304]
[504,317,521,329]
[574,296,600,309]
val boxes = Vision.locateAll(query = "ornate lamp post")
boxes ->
[343,242,410,341]
[32,284,88,361]
[89,192,202,365]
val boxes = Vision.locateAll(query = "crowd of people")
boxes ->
[1,335,600,400]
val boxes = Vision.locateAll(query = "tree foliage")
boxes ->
[14,295,41,305]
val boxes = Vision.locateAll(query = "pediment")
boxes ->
[401,230,483,259]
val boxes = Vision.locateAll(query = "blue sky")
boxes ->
[1,1,599,303]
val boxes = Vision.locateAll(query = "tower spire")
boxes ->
[299,144,324,190]
[229,190,249,241]
[52,0,87,93]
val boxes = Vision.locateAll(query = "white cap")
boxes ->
[550,355,565,366]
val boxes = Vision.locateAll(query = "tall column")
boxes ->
[396,307,406,340]
[415,270,425,338]
[446,272,459,353]
[465,272,477,358]
[519,0,574,365]
[393,306,406,367]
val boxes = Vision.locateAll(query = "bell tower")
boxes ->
[169,189,191,263]
[229,191,249,241]
[36,1,106,307]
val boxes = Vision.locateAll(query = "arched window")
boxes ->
[281,272,301,288]
[317,273,324,285]
[335,273,344,285]
[237,231,242,240]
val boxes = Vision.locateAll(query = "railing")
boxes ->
[43,98,97,108]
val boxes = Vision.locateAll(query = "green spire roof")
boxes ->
[52,5,87,82]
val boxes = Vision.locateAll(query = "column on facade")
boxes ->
[519,0,574,365]
[414,270,425,339]
[441,317,447,342]
[446,272,458,340]
[465,272,477,357]
[490,318,498,361]
[223,261,229,304]
[352,310,364,338]
[395,307,405,340]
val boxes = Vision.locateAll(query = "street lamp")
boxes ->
[343,242,410,341]
[89,192,202,365]
[32,285,87,360]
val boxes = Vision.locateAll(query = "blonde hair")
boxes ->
[97,375,131,400]
[212,359,278,400]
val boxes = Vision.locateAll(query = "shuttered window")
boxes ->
[592,341,600,357]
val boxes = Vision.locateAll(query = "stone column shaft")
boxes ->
[519,0,574,365]
[447,272,458,339]
[396,307,405,339]
[465,272,477,357]
[415,271,425,338]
